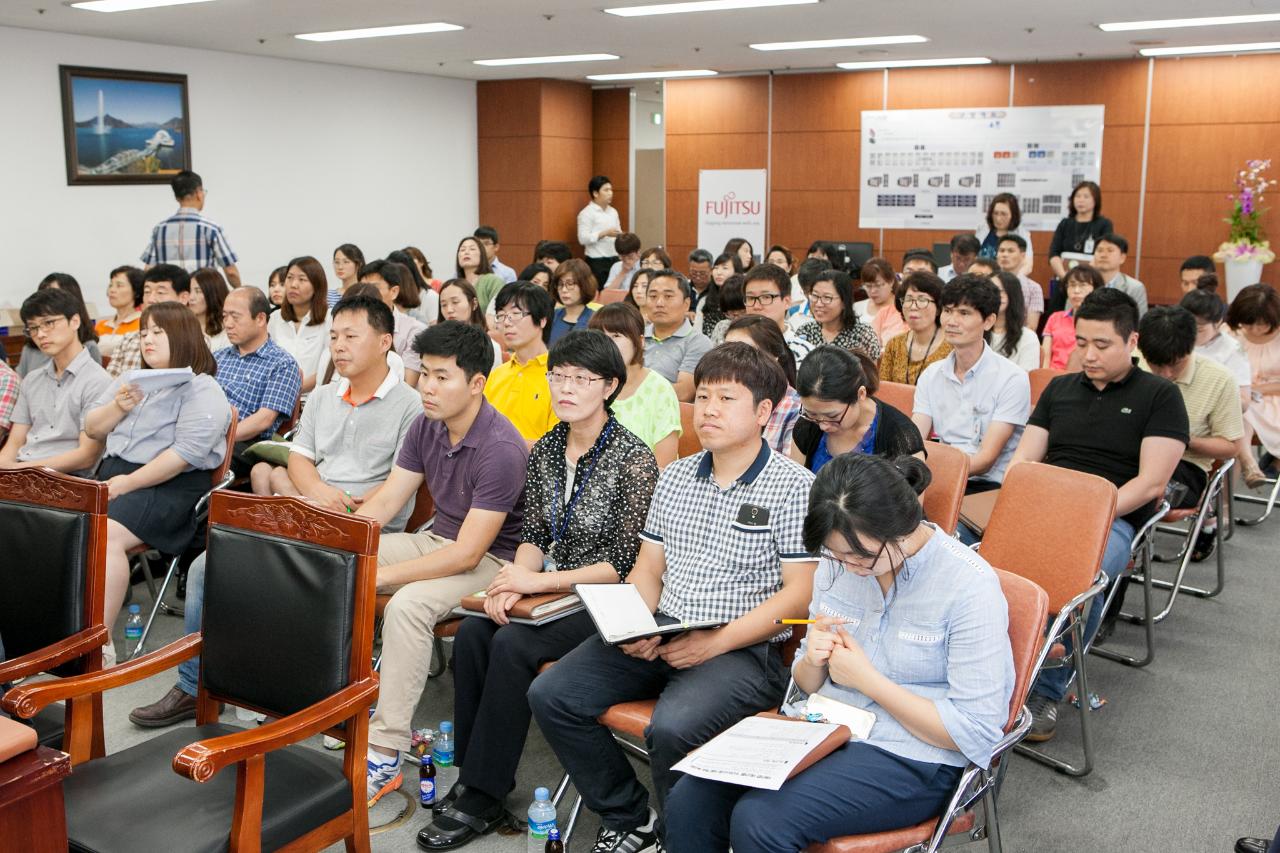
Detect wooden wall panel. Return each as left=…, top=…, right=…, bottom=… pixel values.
left=478, top=137, right=541, bottom=193
left=1013, top=60, right=1148, bottom=121
left=772, top=72, right=881, bottom=132
left=478, top=191, right=544, bottom=247
left=770, top=191, right=871, bottom=254
left=666, top=133, right=768, bottom=191
left=886, top=66, right=1010, bottom=110
left=666, top=76, right=769, bottom=135
left=477, top=80, right=543, bottom=138
left=1146, top=124, right=1280, bottom=192
left=541, top=80, right=594, bottom=141
left=1150, top=54, right=1280, bottom=125
left=593, top=89, right=631, bottom=232
left=771, top=131, right=857, bottom=191
left=542, top=137, right=594, bottom=192
left=1098, top=124, right=1145, bottom=192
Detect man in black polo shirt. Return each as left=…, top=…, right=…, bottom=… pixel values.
left=1009, top=288, right=1188, bottom=741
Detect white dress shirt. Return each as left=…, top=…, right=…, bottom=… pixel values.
left=577, top=202, right=621, bottom=258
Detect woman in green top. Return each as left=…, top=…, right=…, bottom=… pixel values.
left=589, top=302, right=682, bottom=467
left=456, top=235, right=506, bottom=313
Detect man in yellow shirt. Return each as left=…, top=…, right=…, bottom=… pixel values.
left=486, top=281, right=558, bottom=445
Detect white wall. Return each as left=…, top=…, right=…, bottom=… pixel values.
left=0, top=26, right=478, bottom=312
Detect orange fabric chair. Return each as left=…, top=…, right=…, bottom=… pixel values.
left=981, top=462, right=1116, bottom=777
left=804, top=569, right=1048, bottom=853
left=677, top=402, right=701, bottom=458
left=877, top=382, right=915, bottom=417
left=1027, top=368, right=1062, bottom=407
left=598, top=289, right=628, bottom=305
left=921, top=441, right=970, bottom=535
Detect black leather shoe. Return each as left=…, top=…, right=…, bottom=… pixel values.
left=128, top=686, right=198, bottom=728
left=417, top=804, right=507, bottom=850
left=1191, top=528, right=1217, bottom=563
left=1236, top=838, right=1270, bottom=853
left=432, top=782, right=466, bottom=817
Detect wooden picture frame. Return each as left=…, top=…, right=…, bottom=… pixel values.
left=59, top=65, right=192, bottom=186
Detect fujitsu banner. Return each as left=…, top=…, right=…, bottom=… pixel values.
left=697, top=169, right=767, bottom=260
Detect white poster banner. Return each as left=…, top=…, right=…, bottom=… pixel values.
left=858, top=105, right=1105, bottom=231
left=698, top=169, right=767, bottom=260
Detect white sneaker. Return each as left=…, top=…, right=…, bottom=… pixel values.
left=102, top=640, right=117, bottom=669
left=366, top=748, right=403, bottom=806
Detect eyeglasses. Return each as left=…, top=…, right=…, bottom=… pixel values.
left=902, top=295, right=935, bottom=308
left=799, top=402, right=851, bottom=425
left=494, top=309, right=530, bottom=326
left=556, top=279, right=578, bottom=290
left=744, top=293, right=781, bottom=306
left=23, top=317, right=67, bottom=338
left=820, top=541, right=886, bottom=572
left=548, top=372, right=606, bottom=389
left=809, top=294, right=839, bottom=307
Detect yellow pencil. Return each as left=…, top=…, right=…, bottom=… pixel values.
left=774, top=618, right=818, bottom=625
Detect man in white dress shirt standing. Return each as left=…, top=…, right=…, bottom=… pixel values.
left=578, top=175, right=622, bottom=286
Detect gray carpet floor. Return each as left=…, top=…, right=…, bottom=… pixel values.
left=88, top=500, right=1279, bottom=853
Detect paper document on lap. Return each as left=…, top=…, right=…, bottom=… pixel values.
left=122, top=367, right=193, bottom=393
left=574, top=583, right=721, bottom=644
left=672, top=716, right=847, bottom=790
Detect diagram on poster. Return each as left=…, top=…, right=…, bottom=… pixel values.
left=858, top=105, right=1104, bottom=231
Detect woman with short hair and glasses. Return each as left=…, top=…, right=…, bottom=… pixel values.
left=791, top=345, right=924, bottom=473
left=796, top=269, right=882, bottom=361
left=550, top=258, right=598, bottom=344
left=420, top=330, right=658, bottom=850
left=878, top=272, right=950, bottom=385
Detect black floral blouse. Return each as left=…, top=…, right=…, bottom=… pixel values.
left=522, top=415, right=658, bottom=579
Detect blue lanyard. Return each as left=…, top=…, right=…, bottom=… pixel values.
left=549, top=420, right=615, bottom=549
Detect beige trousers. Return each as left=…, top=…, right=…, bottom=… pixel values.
left=367, top=531, right=504, bottom=752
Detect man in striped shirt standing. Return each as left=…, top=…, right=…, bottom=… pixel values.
left=140, top=170, right=241, bottom=287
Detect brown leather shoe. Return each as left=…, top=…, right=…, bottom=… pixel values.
left=128, top=686, right=198, bottom=728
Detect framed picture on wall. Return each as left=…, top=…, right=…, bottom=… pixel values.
left=59, top=65, right=192, bottom=186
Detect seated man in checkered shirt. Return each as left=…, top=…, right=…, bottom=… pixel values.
left=530, top=342, right=818, bottom=853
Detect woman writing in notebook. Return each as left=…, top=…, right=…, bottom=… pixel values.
left=420, top=330, right=659, bottom=851
left=664, top=454, right=1014, bottom=853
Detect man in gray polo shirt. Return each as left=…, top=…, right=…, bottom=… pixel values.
left=0, top=288, right=111, bottom=476
left=643, top=270, right=713, bottom=403
left=252, top=293, right=420, bottom=530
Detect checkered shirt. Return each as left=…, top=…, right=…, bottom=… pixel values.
left=762, top=386, right=802, bottom=454
left=0, top=361, right=18, bottom=433
left=212, top=339, right=301, bottom=439
left=640, top=440, right=815, bottom=638
left=105, top=332, right=143, bottom=378
left=140, top=207, right=238, bottom=272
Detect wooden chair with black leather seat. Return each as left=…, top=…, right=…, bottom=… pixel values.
left=677, top=402, right=700, bottom=458
left=980, top=462, right=1117, bottom=777
left=921, top=441, right=970, bottom=535
left=802, top=569, right=1048, bottom=853
left=2, top=491, right=382, bottom=853
left=0, top=467, right=109, bottom=763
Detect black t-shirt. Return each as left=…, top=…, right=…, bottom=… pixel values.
left=1048, top=215, right=1114, bottom=259
left=1029, top=367, right=1189, bottom=527
left=793, top=398, right=924, bottom=468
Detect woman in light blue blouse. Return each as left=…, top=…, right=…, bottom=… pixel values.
left=665, top=453, right=1013, bottom=853
left=84, top=302, right=231, bottom=659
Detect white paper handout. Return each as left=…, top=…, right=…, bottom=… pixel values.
left=122, top=367, right=193, bottom=394
left=803, top=694, right=877, bottom=741
left=672, top=716, right=842, bottom=790
left=574, top=583, right=722, bottom=645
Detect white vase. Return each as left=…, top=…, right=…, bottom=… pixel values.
left=1225, top=258, right=1265, bottom=302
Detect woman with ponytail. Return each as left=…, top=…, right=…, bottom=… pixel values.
left=665, top=453, right=1014, bottom=853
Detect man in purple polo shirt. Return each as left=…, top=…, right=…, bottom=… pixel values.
left=358, top=321, right=528, bottom=807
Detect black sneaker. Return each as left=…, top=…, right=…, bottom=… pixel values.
left=591, top=811, right=660, bottom=853
left=1190, top=528, right=1216, bottom=563
left=1025, top=694, right=1059, bottom=743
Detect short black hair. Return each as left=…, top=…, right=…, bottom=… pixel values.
left=520, top=263, right=552, bottom=282
left=171, top=170, right=201, bottom=200
left=1179, top=288, right=1227, bottom=325
left=359, top=259, right=406, bottom=290
left=332, top=292, right=394, bottom=337
left=808, top=240, right=831, bottom=257
left=797, top=257, right=832, bottom=290
left=693, top=341, right=786, bottom=411
left=997, top=233, right=1028, bottom=252
left=940, top=273, right=1001, bottom=321
left=474, top=225, right=500, bottom=244
left=548, top=330, right=628, bottom=407
left=949, top=234, right=981, bottom=255
left=688, top=248, right=714, bottom=266
left=494, top=281, right=555, bottom=344
left=144, top=263, right=191, bottom=294
left=238, top=286, right=271, bottom=321
left=334, top=243, right=366, bottom=269
left=1180, top=255, right=1215, bottom=275
left=20, top=286, right=82, bottom=324
left=111, top=265, right=146, bottom=306
left=896, top=271, right=945, bottom=325
left=1227, top=283, right=1280, bottom=332
left=713, top=252, right=745, bottom=273
left=615, top=232, right=642, bottom=256
left=1097, top=233, right=1129, bottom=254
left=718, top=273, right=746, bottom=313
left=803, top=454, right=931, bottom=558
left=649, top=269, right=692, bottom=302
left=1138, top=306, right=1197, bottom=367
left=1076, top=287, right=1139, bottom=339
left=413, top=320, right=495, bottom=381
left=743, top=262, right=790, bottom=297
left=967, top=257, right=997, bottom=275
left=588, top=175, right=611, bottom=196
left=901, top=248, right=938, bottom=273
left=534, top=241, right=572, bottom=264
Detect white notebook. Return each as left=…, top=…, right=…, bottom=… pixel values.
left=574, top=583, right=722, bottom=645
left=122, top=367, right=193, bottom=393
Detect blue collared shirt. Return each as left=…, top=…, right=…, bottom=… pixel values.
left=795, top=526, right=1014, bottom=769
left=96, top=373, right=231, bottom=470
left=490, top=257, right=517, bottom=284
left=139, top=206, right=237, bottom=272
left=212, top=338, right=302, bottom=439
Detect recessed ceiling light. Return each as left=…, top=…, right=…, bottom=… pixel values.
left=295, top=22, right=463, bottom=42
left=587, top=69, right=718, bottom=80
left=836, top=57, right=992, bottom=70
left=1100, top=13, right=1280, bottom=32
left=1139, top=41, right=1280, bottom=56
left=751, top=35, right=927, bottom=51
left=71, top=0, right=215, bottom=11
left=605, top=0, right=818, bottom=17
left=475, top=53, right=620, bottom=67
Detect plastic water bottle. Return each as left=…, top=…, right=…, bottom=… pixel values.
left=545, top=826, right=564, bottom=853
left=527, top=787, right=557, bottom=853
left=124, top=605, right=144, bottom=643
left=419, top=752, right=436, bottom=809
left=431, top=721, right=457, bottom=797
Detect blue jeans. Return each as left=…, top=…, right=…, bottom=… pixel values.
left=1032, top=516, right=1134, bottom=702
left=664, top=741, right=962, bottom=853
left=176, top=553, right=206, bottom=697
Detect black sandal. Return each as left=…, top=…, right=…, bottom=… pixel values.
left=416, top=805, right=508, bottom=851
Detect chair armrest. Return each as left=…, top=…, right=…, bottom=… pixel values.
left=1031, top=575, right=1108, bottom=676
left=1129, top=502, right=1170, bottom=555
left=1, top=634, right=201, bottom=719
left=173, top=677, right=379, bottom=783
left=0, top=626, right=108, bottom=683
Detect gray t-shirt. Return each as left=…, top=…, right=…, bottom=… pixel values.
left=643, top=320, right=713, bottom=384
left=11, top=347, right=113, bottom=475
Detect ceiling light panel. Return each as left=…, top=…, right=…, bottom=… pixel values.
left=295, top=23, right=464, bottom=42
left=1139, top=41, right=1280, bottom=56
left=72, top=0, right=215, bottom=11
left=587, top=69, right=718, bottom=80
left=751, top=35, right=927, bottom=51
left=1100, top=13, right=1280, bottom=32
left=475, top=54, right=620, bottom=66
left=836, top=57, right=992, bottom=69
left=605, top=0, right=818, bottom=17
